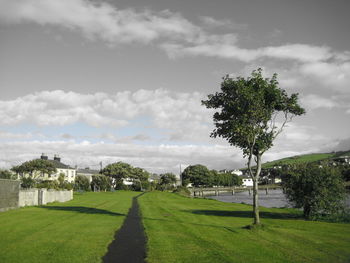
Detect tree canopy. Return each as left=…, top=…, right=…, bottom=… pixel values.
left=12, top=159, right=57, bottom=178
left=202, top=68, right=305, bottom=224
left=282, top=163, right=346, bottom=219
left=181, top=164, right=212, bottom=187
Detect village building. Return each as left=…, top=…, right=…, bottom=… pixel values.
left=76, top=167, right=101, bottom=183
left=18, top=154, right=76, bottom=183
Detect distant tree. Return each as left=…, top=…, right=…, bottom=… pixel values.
left=102, top=162, right=134, bottom=187
left=211, top=170, right=242, bottom=187
left=13, top=159, right=57, bottom=179
left=202, top=68, right=305, bottom=225
left=74, top=175, right=91, bottom=191
left=282, top=163, right=346, bottom=219
left=0, top=169, right=15, bottom=179
left=181, top=164, right=212, bottom=187
left=158, top=173, right=177, bottom=190
left=91, top=174, right=112, bottom=191
left=133, top=167, right=150, bottom=191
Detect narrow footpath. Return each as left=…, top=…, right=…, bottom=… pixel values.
left=103, top=194, right=146, bottom=263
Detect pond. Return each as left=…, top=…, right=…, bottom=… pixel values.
left=207, top=189, right=350, bottom=208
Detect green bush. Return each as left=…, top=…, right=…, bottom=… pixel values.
left=282, top=163, right=346, bottom=220
left=74, top=175, right=91, bottom=191
left=36, top=180, right=60, bottom=190
left=20, top=177, right=36, bottom=189
left=173, top=186, right=191, bottom=197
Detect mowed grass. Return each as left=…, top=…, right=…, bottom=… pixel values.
left=0, top=191, right=139, bottom=263
left=139, top=192, right=350, bottom=263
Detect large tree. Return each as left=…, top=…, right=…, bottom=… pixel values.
left=101, top=161, right=134, bottom=185
left=12, top=159, right=57, bottom=179
left=181, top=164, right=212, bottom=187
left=202, top=68, right=305, bottom=225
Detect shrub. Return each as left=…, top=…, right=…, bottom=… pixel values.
left=74, top=175, right=91, bottom=191
left=282, top=163, right=346, bottom=220
left=173, top=186, right=191, bottom=197
left=20, top=177, right=36, bottom=189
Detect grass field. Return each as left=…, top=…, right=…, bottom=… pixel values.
left=1, top=190, right=350, bottom=263
left=262, top=153, right=336, bottom=168
left=0, top=191, right=139, bottom=263
left=139, top=192, right=350, bottom=263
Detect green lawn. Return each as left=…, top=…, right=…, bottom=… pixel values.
left=0, top=191, right=139, bottom=263
left=261, top=153, right=335, bottom=168
left=139, top=192, right=350, bottom=263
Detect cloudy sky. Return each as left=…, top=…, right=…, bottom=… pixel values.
left=0, top=0, right=349, bottom=174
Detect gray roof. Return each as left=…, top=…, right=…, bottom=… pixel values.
left=45, top=159, right=73, bottom=169
left=76, top=168, right=100, bottom=175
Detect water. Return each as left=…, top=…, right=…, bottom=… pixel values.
left=208, top=189, right=350, bottom=208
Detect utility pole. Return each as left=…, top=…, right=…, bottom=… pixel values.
left=99, top=161, right=103, bottom=172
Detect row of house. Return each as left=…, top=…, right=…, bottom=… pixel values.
left=15, top=154, right=161, bottom=186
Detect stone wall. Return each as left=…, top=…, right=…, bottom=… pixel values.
left=18, top=189, right=39, bottom=207
left=0, top=179, right=73, bottom=211
left=0, top=179, right=20, bottom=212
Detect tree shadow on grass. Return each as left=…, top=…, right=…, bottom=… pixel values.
left=40, top=206, right=125, bottom=216
left=185, top=210, right=302, bottom=220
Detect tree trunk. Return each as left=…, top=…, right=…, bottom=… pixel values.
left=253, top=154, right=262, bottom=225
left=252, top=177, right=260, bottom=224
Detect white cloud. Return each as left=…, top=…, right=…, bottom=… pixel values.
left=1, top=0, right=348, bottom=65
left=0, top=89, right=215, bottom=143
left=301, top=94, right=337, bottom=110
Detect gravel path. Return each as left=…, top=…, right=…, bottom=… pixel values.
left=103, top=193, right=146, bottom=263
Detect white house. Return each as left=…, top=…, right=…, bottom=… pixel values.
left=241, top=176, right=253, bottom=187
left=18, top=154, right=76, bottom=183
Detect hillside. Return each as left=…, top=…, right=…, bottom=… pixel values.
left=261, top=150, right=350, bottom=169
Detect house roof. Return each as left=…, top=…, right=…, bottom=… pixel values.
left=76, top=168, right=100, bottom=175
left=44, top=159, right=74, bottom=169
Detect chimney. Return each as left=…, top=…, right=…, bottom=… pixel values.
left=41, top=153, right=48, bottom=160
left=54, top=154, right=61, bottom=162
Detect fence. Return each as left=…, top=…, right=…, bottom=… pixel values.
left=0, top=179, right=73, bottom=212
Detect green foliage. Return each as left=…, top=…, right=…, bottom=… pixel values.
left=36, top=180, right=60, bottom=190
left=0, top=169, right=15, bottom=179
left=13, top=159, right=57, bottom=177
left=91, top=174, right=112, bottom=191
left=202, top=68, right=305, bottom=157
left=202, top=68, right=305, bottom=224
left=339, top=164, right=350, bottom=181
left=102, top=162, right=150, bottom=191
left=74, top=175, right=91, bottom=191
left=181, top=164, right=212, bottom=187
left=282, top=164, right=346, bottom=219
left=102, top=161, right=133, bottom=179
left=20, top=177, right=36, bottom=189
left=158, top=173, right=177, bottom=190
left=211, top=170, right=242, bottom=187
left=58, top=173, right=65, bottom=185
left=172, top=186, right=191, bottom=197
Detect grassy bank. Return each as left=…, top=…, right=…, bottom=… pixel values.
left=0, top=191, right=139, bottom=263
left=139, top=192, right=350, bottom=263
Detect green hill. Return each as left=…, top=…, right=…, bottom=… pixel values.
left=261, top=150, right=350, bottom=169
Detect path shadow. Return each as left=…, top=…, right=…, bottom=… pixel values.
left=40, top=206, right=125, bottom=216
left=185, top=210, right=302, bottom=220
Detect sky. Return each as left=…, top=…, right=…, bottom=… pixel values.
left=0, top=0, right=349, bottom=174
